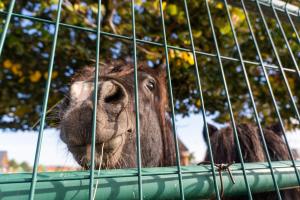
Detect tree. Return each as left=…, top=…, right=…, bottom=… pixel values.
left=8, top=159, right=32, bottom=172
left=8, top=159, right=17, bottom=169
left=0, top=0, right=300, bottom=130
left=20, top=161, right=32, bottom=172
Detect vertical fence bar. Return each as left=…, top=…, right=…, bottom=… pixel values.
left=241, top=0, right=300, bottom=187
left=88, top=0, right=102, bottom=199
left=130, top=0, right=143, bottom=199
left=29, top=0, right=63, bottom=199
left=223, top=0, right=282, bottom=199
left=0, top=0, right=16, bottom=57
left=182, top=0, right=221, bottom=199
left=255, top=0, right=300, bottom=123
left=271, top=1, right=300, bottom=80
left=286, top=4, right=300, bottom=46
left=205, top=1, right=253, bottom=199
left=158, top=1, right=184, bottom=199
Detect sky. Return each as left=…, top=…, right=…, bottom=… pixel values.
left=0, top=128, right=78, bottom=167
left=1, top=114, right=300, bottom=167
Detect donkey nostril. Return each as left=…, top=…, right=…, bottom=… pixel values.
left=101, top=81, right=127, bottom=104
left=104, top=86, right=124, bottom=104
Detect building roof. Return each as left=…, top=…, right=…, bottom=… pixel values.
left=178, top=139, right=189, bottom=152
left=0, top=151, right=8, bottom=165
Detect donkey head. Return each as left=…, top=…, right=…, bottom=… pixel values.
left=59, top=61, right=176, bottom=169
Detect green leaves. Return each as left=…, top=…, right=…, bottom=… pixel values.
left=50, top=0, right=59, bottom=5
left=167, top=4, right=178, bottom=16
left=0, top=0, right=300, bottom=130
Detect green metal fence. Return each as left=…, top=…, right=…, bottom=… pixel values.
left=0, top=0, right=300, bottom=199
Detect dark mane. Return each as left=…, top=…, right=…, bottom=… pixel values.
left=204, top=123, right=300, bottom=199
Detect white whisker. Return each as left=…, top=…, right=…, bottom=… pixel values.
left=93, top=143, right=105, bottom=200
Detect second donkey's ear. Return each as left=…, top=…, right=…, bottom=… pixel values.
left=266, top=123, right=283, bottom=136
left=203, top=124, right=218, bottom=144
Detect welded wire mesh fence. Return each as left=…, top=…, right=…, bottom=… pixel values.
left=0, top=0, right=300, bottom=199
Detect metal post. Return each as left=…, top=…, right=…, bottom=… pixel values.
left=88, top=0, right=103, bottom=199
left=0, top=0, right=16, bottom=57
left=130, top=0, right=143, bottom=199
left=158, top=0, right=184, bottom=199
left=29, top=0, right=64, bottom=199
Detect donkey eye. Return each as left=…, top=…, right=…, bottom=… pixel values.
left=146, top=79, right=155, bottom=91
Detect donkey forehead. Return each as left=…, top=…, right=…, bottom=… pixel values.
left=98, top=70, right=157, bottom=83
left=70, top=81, right=94, bottom=102
left=70, top=71, right=156, bottom=93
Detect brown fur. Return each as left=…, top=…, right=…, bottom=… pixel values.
left=204, top=123, right=300, bottom=200
left=59, top=60, right=176, bottom=168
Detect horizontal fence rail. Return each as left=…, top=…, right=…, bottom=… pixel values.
left=222, top=0, right=300, bottom=25
left=233, top=0, right=300, bottom=16
left=0, top=161, right=300, bottom=199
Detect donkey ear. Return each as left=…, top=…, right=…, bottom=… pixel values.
left=155, top=63, right=167, bottom=78
left=203, top=123, right=218, bottom=144
left=267, top=123, right=283, bottom=136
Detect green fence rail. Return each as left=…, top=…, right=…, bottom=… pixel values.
left=1, top=0, right=300, bottom=199
left=224, top=0, right=300, bottom=25
left=0, top=161, right=300, bottom=199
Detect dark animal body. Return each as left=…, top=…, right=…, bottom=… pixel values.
left=204, top=123, right=300, bottom=200
left=59, top=61, right=176, bottom=169
left=59, top=60, right=299, bottom=199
